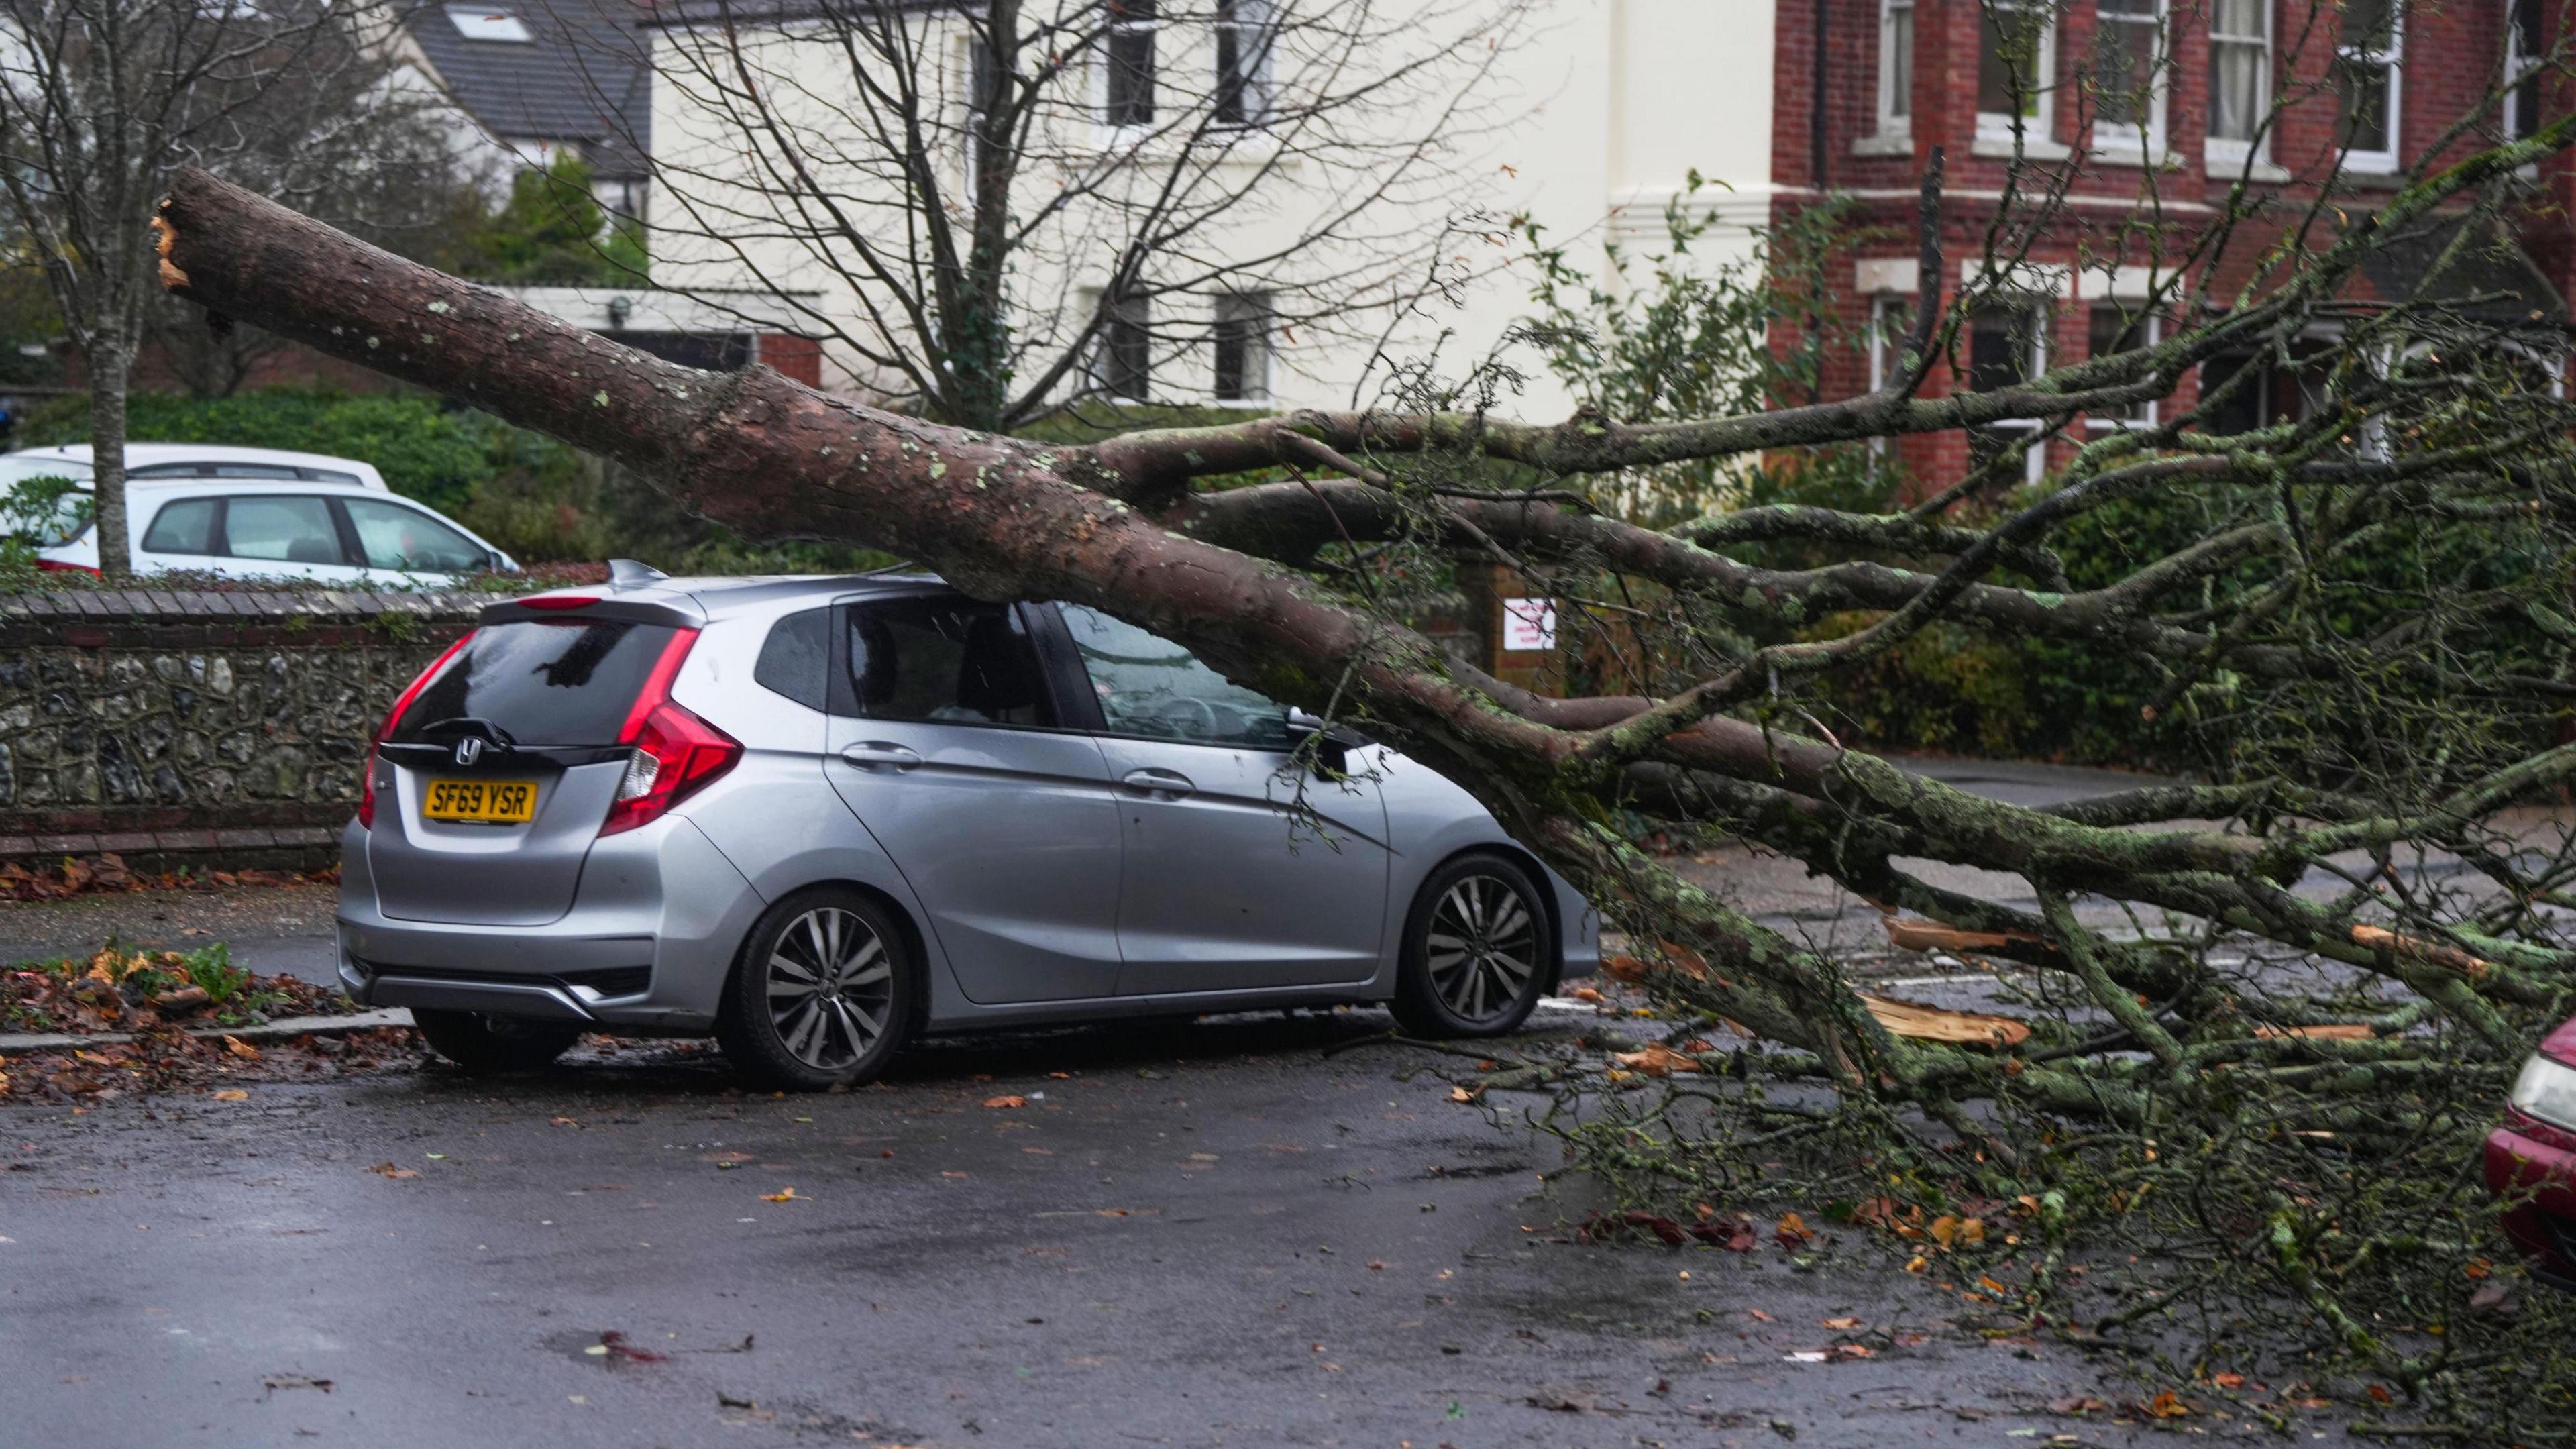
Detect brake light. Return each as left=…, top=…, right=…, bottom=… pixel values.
left=36, top=559, right=99, bottom=576
left=517, top=595, right=600, bottom=610
left=358, top=629, right=475, bottom=829
left=600, top=629, right=738, bottom=836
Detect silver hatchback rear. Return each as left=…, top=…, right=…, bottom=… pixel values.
left=338, top=571, right=1598, bottom=1087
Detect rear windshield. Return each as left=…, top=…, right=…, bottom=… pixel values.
left=390, top=619, right=682, bottom=747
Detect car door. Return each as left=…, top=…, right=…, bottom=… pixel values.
left=820, top=592, right=1128, bottom=1004
left=211, top=493, right=368, bottom=584
left=1051, top=603, right=1391, bottom=996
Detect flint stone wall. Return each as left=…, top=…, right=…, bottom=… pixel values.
left=0, top=590, right=482, bottom=870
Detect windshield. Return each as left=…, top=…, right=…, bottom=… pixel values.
left=0, top=455, right=95, bottom=545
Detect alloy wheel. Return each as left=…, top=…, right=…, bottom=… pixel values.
left=1425, top=873, right=1540, bottom=1024
left=765, top=906, right=894, bottom=1070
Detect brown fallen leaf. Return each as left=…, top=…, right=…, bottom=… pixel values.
left=1610, top=1043, right=1701, bottom=1077
left=221, top=1035, right=262, bottom=1061
left=1448, top=1085, right=1483, bottom=1104
left=1820, top=1316, right=1862, bottom=1330
left=1568, top=986, right=1605, bottom=1003
left=983, top=1094, right=1028, bottom=1109
left=368, top=1162, right=419, bottom=1179
left=2145, top=1389, right=2194, bottom=1418
left=759, top=1187, right=806, bottom=1203
left=211, top=1089, right=250, bottom=1102
left=1747, top=1309, right=1774, bottom=1322
left=1774, top=1212, right=1816, bottom=1248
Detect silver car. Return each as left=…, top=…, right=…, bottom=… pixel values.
left=336, top=566, right=1599, bottom=1089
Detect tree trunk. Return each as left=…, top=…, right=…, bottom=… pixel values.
left=85, top=327, right=133, bottom=578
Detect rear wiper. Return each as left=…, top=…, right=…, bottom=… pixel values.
left=413, top=717, right=520, bottom=749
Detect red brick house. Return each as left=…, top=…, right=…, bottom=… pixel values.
left=1766, top=0, right=2567, bottom=490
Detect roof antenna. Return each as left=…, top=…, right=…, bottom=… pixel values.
left=607, top=558, right=668, bottom=589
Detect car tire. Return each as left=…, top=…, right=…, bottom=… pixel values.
left=411, top=1009, right=581, bottom=1076
left=716, top=888, right=916, bottom=1091
left=1388, top=852, right=1553, bottom=1038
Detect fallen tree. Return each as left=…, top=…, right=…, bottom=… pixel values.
left=151, top=91, right=2576, bottom=1428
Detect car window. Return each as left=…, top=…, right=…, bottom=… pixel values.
left=845, top=596, right=1053, bottom=727
left=755, top=607, right=832, bottom=711
left=344, top=497, right=486, bottom=572
left=1059, top=603, right=1293, bottom=748
left=222, top=495, right=345, bottom=566
left=141, top=498, right=219, bottom=555
left=388, top=620, right=685, bottom=747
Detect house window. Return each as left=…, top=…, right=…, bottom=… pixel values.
left=1104, top=0, right=1157, bottom=129
left=2086, top=306, right=2159, bottom=427
left=1878, top=0, right=1916, bottom=137
left=1216, top=0, right=1275, bottom=125
left=1978, top=0, right=2056, bottom=140
left=1097, top=292, right=1152, bottom=401
left=2506, top=0, right=2543, bottom=142
left=2197, top=350, right=2269, bottom=435
left=1212, top=294, right=1271, bottom=401
left=2208, top=0, right=2271, bottom=161
left=2092, top=0, right=2167, bottom=152
left=1966, top=301, right=2049, bottom=484
left=2334, top=0, right=2402, bottom=170
left=1866, top=295, right=1915, bottom=455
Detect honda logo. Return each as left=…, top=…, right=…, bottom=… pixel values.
left=452, top=737, right=486, bottom=767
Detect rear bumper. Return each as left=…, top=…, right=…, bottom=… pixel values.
left=2483, top=1110, right=2576, bottom=1291
left=335, top=814, right=763, bottom=1032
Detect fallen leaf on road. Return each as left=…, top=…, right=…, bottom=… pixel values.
left=2049, top=1396, right=2112, bottom=1415
left=1774, top=1212, right=1816, bottom=1248
left=1569, top=986, right=1605, bottom=1003
left=221, top=1035, right=261, bottom=1061
left=1448, top=1085, right=1483, bottom=1104
left=211, top=1089, right=248, bottom=1102
left=1820, top=1316, right=1861, bottom=1330
left=367, top=1163, right=418, bottom=1179
left=1611, top=1043, right=1701, bottom=1076
left=2145, top=1389, right=2194, bottom=1417
left=983, top=1095, right=1027, bottom=1109
left=1748, top=1309, right=1774, bottom=1322
left=759, top=1187, right=806, bottom=1203
left=550, top=1116, right=578, bottom=1127
left=261, top=1373, right=333, bottom=1395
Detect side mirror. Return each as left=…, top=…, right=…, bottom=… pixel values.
left=1285, top=708, right=1356, bottom=777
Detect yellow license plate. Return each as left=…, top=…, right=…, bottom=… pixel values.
left=423, top=777, right=539, bottom=824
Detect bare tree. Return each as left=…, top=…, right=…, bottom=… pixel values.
left=610, top=0, right=1538, bottom=429
left=149, top=19, right=2576, bottom=1425
left=0, top=0, right=458, bottom=568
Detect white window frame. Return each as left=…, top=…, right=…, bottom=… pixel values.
left=2206, top=0, right=2271, bottom=166
left=2090, top=0, right=2169, bottom=157
left=1976, top=0, right=2058, bottom=144
left=1215, top=0, right=1277, bottom=127
left=1878, top=0, right=1916, bottom=140
left=1866, top=294, right=1916, bottom=455
left=2505, top=0, right=2543, bottom=144
left=1086, top=288, right=1154, bottom=402
left=1968, top=298, right=2052, bottom=486
left=2085, top=307, right=2161, bottom=430
left=2335, top=1, right=2404, bottom=174
left=1211, top=293, right=1272, bottom=404
left=1096, top=0, right=1159, bottom=141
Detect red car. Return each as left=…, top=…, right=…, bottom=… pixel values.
left=2487, top=1017, right=2576, bottom=1289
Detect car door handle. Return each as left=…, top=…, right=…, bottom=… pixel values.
left=841, top=742, right=923, bottom=771
left=1120, top=767, right=1195, bottom=798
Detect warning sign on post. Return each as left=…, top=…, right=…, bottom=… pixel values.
left=1500, top=597, right=1557, bottom=653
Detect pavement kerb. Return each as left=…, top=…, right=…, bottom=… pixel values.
left=0, top=1006, right=411, bottom=1056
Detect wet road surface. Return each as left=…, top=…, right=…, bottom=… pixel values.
left=0, top=1010, right=2273, bottom=1448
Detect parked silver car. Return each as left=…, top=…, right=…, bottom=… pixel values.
left=337, top=566, right=1599, bottom=1088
